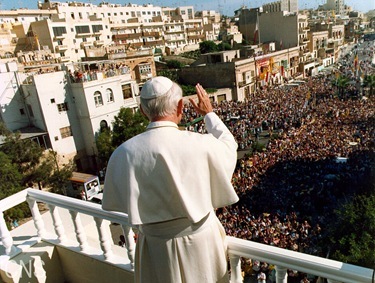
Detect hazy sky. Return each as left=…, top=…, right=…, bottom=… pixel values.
left=1, top=0, right=374, bottom=16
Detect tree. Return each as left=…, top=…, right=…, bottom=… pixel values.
left=96, top=108, right=148, bottom=167
left=0, top=152, right=22, bottom=199
left=96, top=128, right=115, bottom=168
left=199, top=40, right=218, bottom=54
left=217, top=42, right=232, bottom=51
left=333, top=75, right=349, bottom=98
left=1, top=132, right=43, bottom=178
left=157, top=69, right=179, bottom=82
left=166, top=60, right=185, bottom=69
left=363, top=74, right=375, bottom=96
left=327, top=193, right=375, bottom=268
left=111, top=107, right=148, bottom=148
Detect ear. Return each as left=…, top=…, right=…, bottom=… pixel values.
left=139, top=105, right=149, bottom=119
left=177, top=99, right=183, bottom=115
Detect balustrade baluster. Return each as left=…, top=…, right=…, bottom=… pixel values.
left=69, top=211, right=88, bottom=252
left=94, top=217, right=113, bottom=260
left=120, top=224, right=135, bottom=267
left=47, top=204, right=67, bottom=244
left=229, top=254, right=242, bottom=283
left=275, top=265, right=288, bottom=283
left=0, top=211, right=17, bottom=256
left=26, top=197, right=46, bottom=239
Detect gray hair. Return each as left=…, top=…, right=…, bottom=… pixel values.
left=140, top=82, right=182, bottom=120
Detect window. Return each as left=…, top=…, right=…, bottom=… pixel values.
left=95, top=36, right=100, bottom=41
left=57, top=102, right=68, bottom=112
left=94, top=91, right=103, bottom=106
left=106, top=88, right=114, bottom=102
left=122, top=84, right=132, bottom=99
left=60, top=126, right=72, bottom=139
left=50, top=98, right=55, bottom=103
left=53, top=26, right=67, bottom=37
left=139, top=64, right=152, bottom=74
left=19, top=108, right=25, bottom=115
left=75, top=25, right=90, bottom=34
left=92, top=24, right=103, bottom=33
left=100, top=120, right=108, bottom=132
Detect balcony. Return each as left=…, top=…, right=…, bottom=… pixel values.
left=55, top=45, right=68, bottom=52
left=142, top=31, right=161, bottom=37
left=238, top=78, right=255, bottom=87
left=80, top=41, right=93, bottom=48
left=113, top=33, right=142, bottom=40
left=59, top=56, right=70, bottom=62
left=186, top=27, right=203, bottom=32
left=143, top=40, right=164, bottom=47
left=0, top=189, right=373, bottom=283
left=53, top=34, right=66, bottom=40
left=187, top=34, right=205, bottom=40
left=94, top=40, right=105, bottom=46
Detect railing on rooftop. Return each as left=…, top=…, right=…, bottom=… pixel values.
left=0, top=189, right=373, bottom=283
left=70, top=66, right=131, bottom=83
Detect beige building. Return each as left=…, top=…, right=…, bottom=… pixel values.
left=0, top=1, right=223, bottom=60
left=179, top=47, right=300, bottom=101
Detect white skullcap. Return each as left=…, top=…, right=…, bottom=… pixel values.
left=140, top=76, right=174, bottom=100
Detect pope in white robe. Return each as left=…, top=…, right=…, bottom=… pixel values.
left=102, top=76, right=239, bottom=283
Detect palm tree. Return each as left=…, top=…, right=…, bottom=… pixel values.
left=333, top=75, right=349, bottom=98
left=363, top=74, right=375, bottom=96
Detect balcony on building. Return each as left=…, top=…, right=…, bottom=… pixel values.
left=143, top=40, right=164, bottom=47
left=187, top=34, right=205, bottom=40
left=238, top=77, right=255, bottom=87
left=59, top=56, right=70, bottom=62
left=112, top=33, right=142, bottom=41
left=94, top=40, right=105, bottom=47
left=69, top=61, right=131, bottom=84
left=80, top=41, right=93, bottom=48
left=53, top=34, right=66, bottom=40
left=142, top=31, right=162, bottom=38
left=55, top=45, right=68, bottom=52
left=0, top=188, right=373, bottom=283
left=186, top=26, right=203, bottom=32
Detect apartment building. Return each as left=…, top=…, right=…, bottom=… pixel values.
left=0, top=48, right=154, bottom=171
left=0, top=1, right=223, bottom=61
left=179, top=47, right=300, bottom=101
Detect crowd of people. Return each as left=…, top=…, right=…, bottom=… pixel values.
left=180, top=56, right=374, bottom=282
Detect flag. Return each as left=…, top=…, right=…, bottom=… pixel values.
left=354, top=54, right=359, bottom=70
left=253, top=18, right=259, bottom=44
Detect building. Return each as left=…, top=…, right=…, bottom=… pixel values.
left=0, top=50, right=155, bottom=171
left=179, top=47, right=300, bottom=101
left=0, top=1, right=224, bottom=61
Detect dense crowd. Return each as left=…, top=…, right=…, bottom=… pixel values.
left=180, top=54, right=374, bottom=282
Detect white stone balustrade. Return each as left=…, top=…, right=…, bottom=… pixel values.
left=0, top=188, right=374, bottom=283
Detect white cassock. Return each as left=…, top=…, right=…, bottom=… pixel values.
left=102, top=112, right=239, bottom=283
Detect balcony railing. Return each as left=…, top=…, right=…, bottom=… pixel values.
left=55, top=44, right=68, bottom=52
left=0, top=189, right=373, bottom=283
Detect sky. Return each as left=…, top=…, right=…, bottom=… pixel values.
left=0, top=0, right=374, bottom=16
